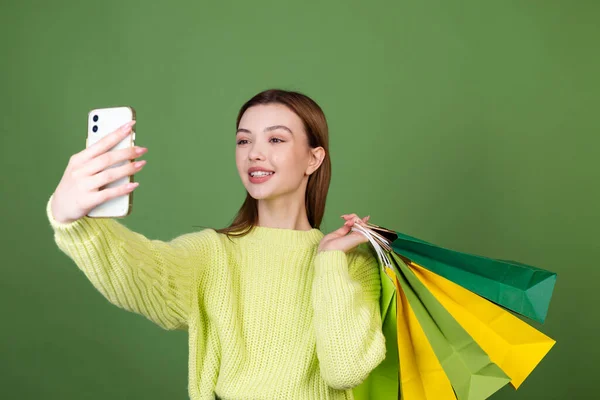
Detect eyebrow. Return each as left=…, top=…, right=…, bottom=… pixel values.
left=236, top=125, right=293, bottom=135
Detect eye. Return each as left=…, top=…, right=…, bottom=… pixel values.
left=237, top=139, right=248, bottom=145
left=270, top=137, right=284, bottom=143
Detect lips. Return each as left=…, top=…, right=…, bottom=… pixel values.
left=248, top=170, right=275, bottom=184
left=248, top=167, right=275, bottom=174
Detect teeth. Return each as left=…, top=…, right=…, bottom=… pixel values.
left=250, top=171, right=274, bottom=177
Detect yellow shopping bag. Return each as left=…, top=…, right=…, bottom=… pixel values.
left=409, top=262, right=556, bottom=389
left=385, top=266, right=456, bottom=399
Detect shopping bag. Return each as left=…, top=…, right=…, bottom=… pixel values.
left=390, top=266, right=456, bottom=399
left=353, top=265, right=456, bottom=400
left=408, top=261, right=556, bottom=388
left=390, top=250, right=511, bottom=400
left=350, top=221, right=556, bottom=400
left=391, top=231, right=556, bottom=323
left=352, top=265, right=400, bottom=399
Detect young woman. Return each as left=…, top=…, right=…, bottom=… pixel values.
left=47, top=89, right=386, bottom=399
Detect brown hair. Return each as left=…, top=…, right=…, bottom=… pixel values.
left=212, top=88, right=331, bottom=238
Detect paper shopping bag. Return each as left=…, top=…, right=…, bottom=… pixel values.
left=390, top=265, right=456, bottom=399
left=352, top=264, right=399, bottom=400
left=391, top=231, right=556, bottom=323
left=390, top=251, right=511, bottom=400
left=350, top=221, right=556, bottom=400
left=408, top=261, right=556, bottom=388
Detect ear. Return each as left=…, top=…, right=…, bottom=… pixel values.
left=306, top=146, right=326, bottom=176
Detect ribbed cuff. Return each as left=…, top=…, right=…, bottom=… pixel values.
left=46, top=193, right=104, bottom=242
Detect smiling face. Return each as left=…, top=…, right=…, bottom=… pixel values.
left=235, top=103, right=324, bottom=201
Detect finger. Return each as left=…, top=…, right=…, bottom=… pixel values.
left=344, top=214, right=366, bottom=226
left=86, top=157, right=146, bottom=191
left=342, top=213, right=358, bottom=219
left=330, top=223, right=352, bottom=237
left=79, top=120, right=136, bottom=164
left=78, top=146, right=147, bottom=178
left=336, top=230, right=370, bottom=251
left=342, top=213, right=360, bottom=223
left=92, top=180, right=139, bottom=204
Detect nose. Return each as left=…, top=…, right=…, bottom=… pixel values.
left=248, top=142, right=266, bottom=161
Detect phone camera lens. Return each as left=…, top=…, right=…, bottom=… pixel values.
left=93, top=125, right=98, bottom=133
left=93, top=115, right=99, bottom=122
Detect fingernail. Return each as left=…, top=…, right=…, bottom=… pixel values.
left=135, top=147, right=147, bottom=154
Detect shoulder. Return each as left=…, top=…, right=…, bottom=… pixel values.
left=177, top=228, right=221, bottom=246
left=166, top=228, right=223, bottom=260
left=188, top=228, right=244, bottom=257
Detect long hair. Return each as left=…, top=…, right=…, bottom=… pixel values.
left=214, top=88, right=332, bottom=238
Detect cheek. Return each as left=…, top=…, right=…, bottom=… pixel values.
left=272, top=152, right=293, bottom=171
left=273, top=151, right=306, bottom=176
left=235, top=151, right=246, bottom=175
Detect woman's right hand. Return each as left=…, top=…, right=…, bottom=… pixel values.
left=50, top=120, right=148, bottom=224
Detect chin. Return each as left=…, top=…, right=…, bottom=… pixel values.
left=241, top=176, right=276, bottom=200
left=246, top=188, right=276, bottom=200
left=242, top=175, right=295, bottom=201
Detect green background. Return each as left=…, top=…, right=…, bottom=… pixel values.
left=2, top=0, right=598, bottom=398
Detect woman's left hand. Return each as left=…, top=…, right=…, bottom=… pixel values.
left=318, top=213, right=371, bottom=253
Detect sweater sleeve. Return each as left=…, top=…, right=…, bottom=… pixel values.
left=46, top=193, right=216, bottom=331
left=311, top=245, right=386, bottom=390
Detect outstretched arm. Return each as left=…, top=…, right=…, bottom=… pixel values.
left=46, top=193, right=217, bottom=331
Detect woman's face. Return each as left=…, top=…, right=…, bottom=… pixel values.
left=235, top=103, right=324, bottom=201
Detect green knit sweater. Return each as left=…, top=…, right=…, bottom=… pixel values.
left=46, top=195, right=386, bottom=399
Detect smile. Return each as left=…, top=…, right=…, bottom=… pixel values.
left=248, top=172, right=275, bottom=184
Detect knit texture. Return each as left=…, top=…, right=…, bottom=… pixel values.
left=46, top=194, right=386, bottom=399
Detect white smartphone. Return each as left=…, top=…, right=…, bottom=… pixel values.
left=86, top=106, right=137, bottom=218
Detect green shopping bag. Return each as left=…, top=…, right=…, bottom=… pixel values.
left=391, top=232, right=557, bottom=323
left=352, top=263, right=399, bottom=400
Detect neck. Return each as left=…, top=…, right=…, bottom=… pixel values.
left=256, top=189, right=312, bottom=231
